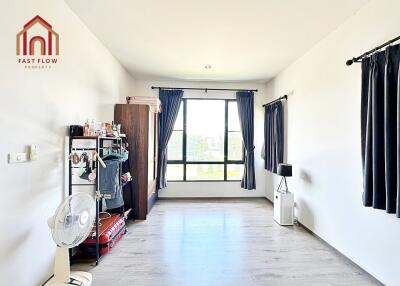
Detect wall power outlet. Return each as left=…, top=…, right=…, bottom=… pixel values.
left=30, top=144, right=38, bottom=161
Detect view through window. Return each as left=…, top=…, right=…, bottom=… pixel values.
left=167, top=99, right=244, bottom=181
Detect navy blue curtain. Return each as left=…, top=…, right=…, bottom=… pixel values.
left=236, top=91, right=256, bottom=190
left=264, top=101, right=284, bottom=173
left=361, top=44, right=400, bottom=216
left=156, top=89, right=183, bottom=189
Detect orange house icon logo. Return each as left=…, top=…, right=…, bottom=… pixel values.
left=16, top=15, right=59, bottom=56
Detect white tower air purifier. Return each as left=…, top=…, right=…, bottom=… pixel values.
left=274, top=190, right=294, bottom=225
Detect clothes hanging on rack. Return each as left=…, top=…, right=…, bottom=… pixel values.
left=99, top=157, right=124, bottom=209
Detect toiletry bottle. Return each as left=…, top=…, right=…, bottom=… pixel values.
left=84, top=119, right=89, bottom=136
left=90, top=119, right=95, bottom=136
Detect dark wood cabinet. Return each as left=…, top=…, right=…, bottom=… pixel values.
left=114, top=104, right=159, bottom=220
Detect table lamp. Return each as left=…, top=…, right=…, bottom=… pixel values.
left=277, top=163, right=292, bottom=193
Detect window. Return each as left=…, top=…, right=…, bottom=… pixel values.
left=167, top=99, right=244, bottom=181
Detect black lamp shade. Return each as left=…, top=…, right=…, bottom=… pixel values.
left=277, top=163, right=292, bottom=177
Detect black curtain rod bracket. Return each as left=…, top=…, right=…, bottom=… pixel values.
left=151, top=86, right=258, bottom=92
left=346, top=35, right=400, bottom=66
left=262, top=95, right=287, bottom=107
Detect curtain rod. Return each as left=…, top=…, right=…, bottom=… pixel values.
left=262, top=95, right=287, bottom=107
left=151, top=86, right=258, bottom=92
left=346, top=35, right=400, bottom=66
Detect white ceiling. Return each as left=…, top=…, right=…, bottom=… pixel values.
left=66, top=0, right=369, bottom=81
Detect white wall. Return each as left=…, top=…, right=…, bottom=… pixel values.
left=134, top=80, right=267, bottom=197
left=0, top=1, right=135, bottom=285
left=265, top=0, right=400, bottom=285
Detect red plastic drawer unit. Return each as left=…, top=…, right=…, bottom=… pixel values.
left=80, top=214, right=126, bottom=256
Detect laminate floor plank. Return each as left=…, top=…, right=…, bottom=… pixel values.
left=72, top=199, right=381, bottom=286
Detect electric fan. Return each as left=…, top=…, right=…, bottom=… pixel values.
left=45, top=192, right=96, bottom=286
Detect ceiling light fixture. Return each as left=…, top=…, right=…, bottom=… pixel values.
left=204, top=65, right=212, bottom=69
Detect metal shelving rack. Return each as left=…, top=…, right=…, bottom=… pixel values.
left=68, top=136, right=123, bottom=265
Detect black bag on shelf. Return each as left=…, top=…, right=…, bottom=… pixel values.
left=70, top=125, right=84, bottom=137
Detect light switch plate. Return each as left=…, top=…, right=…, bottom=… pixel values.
left=8, top=153, right=28, bottom=163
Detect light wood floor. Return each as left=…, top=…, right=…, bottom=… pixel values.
left=73, top=199, right=381, bottom=286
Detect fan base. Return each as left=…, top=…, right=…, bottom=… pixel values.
left=44, top=271, right=92, bottom=286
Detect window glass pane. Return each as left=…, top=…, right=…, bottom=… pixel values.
left=167, top=164, right=183, bottom=181
left=227, top=164, right=244, bottom=180
left=228, top=101, right=241, bottom=131
left=174, top=104, right=184, bottom=130
left=186, top=100, right=225, bottom=161
left=168, top=131, right=183, bottom=160
left=228, top=132, right=243, bottom=160
left=186, top=164, right=224, bottom=180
